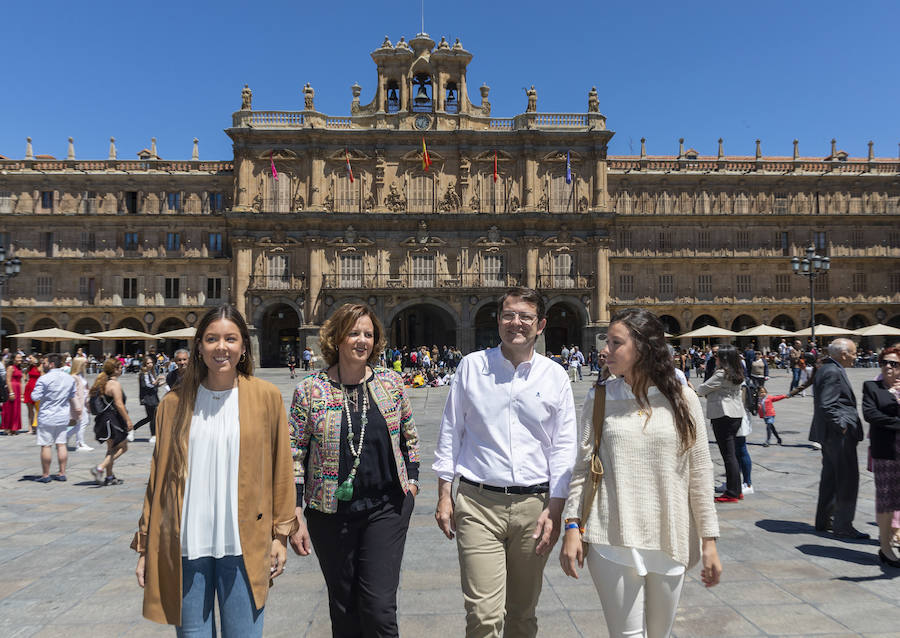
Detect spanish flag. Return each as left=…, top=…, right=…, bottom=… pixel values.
left=422, top=137, right=432, bottom=172
left=345, top=149, right=354, bottom=183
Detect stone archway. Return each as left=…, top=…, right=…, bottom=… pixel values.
left=73, top=317, right=104, bottom=358
left=847, top=314, right=869, bottom=330
left=692, top=315, right=719, bottom=330
left=544, top=301, right=586, bottom=355
left=1, top=317, right=17, bottom=352
left=771, top=314, right=797, bottom=332
left=813, top=313, right=834, bottom=327
left=473, top=303, right=500, bottom=351
left=658, top=314, right=681, bottom=336
left=731, top=314, right=757, bottom=348
left=389, top=302, right=457, bottom=351
left=157, top=317, right=189, bottom=356
left=29, top=317, right=60, bottom=353
left=115, top=317, right=147, bottom=357
left=258, top=303, right=301, bottom=367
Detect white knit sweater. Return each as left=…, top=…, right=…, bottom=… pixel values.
left=562, top=378, right=720, bottom=569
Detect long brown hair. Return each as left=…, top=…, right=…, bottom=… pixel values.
left=171, top=305, right=253, bottom=477
left=609, top=308, right=696, bottom=453
left=89, top=358, right=121, bottom=397
left=319, top=303, right=386, bottom=367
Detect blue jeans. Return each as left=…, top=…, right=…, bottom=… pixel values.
left=177, top=555, right=264, bottom=638
left=790, top=367, right=801, bottom=391
left=735, top=436, right=752, bottom=486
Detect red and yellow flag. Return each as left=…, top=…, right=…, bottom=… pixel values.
left=421, top=137, right=432, bottom=172
left=345, top=149, right=354, bottom=183
left=493, top=151, right=498, bottom=183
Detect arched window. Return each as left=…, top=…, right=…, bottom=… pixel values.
left=408, top=174, right=433, bottom=213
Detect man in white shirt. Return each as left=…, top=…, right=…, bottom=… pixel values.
left=434, top=287, right=577, bottom=638
left=30, top=353, right=77, bottom=483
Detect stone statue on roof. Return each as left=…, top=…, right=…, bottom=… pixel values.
left=303, top=83, right=315, bottom=111
left=526, top=85, right=537, bottom=113
left=241, top=84, right=252, bottom=110
left=588, top=86, right=599, bottom=113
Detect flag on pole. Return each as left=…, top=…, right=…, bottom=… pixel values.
left=565, top=150, right=572, bottom=184
left=270, top=151, right=278, bottom=181
left=421, top=137, right=432, bottom=172
left=345, top=149, right=354, bottom=183
left=493, top=151, right=498, bottom=183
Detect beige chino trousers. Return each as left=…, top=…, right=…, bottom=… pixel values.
left=454, top=480, right=550, bottom=638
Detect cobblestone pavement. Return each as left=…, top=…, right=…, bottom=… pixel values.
left=1, top=366, right=899, bottom=637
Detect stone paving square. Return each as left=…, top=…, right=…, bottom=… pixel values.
left=1, top=366, right=899, bottom=636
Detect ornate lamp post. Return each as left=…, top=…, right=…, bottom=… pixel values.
left=0, top=245, right=23, bottom=350
left=791, top=243, right=830, bottom=347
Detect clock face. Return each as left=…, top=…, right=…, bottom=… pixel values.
left=415, top=115, right=431, bottom=131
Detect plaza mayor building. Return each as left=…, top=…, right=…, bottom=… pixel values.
left=1, top=32, right=899, bottom=366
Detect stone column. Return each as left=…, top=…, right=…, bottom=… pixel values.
left=595, top=242, right=610, bottom=324
left=308, top=240, right=326, bottom=322
left=525, top=239, right=539, bottom=289
left=310, top=151, right=324, bottom=207
left=523, top=151, right=535, bottom=209
left=593, top=151, right=608, bottom=210
left=233, top=243, right=253, bottom=319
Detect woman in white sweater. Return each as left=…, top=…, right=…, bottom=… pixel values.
left=560, top=308, right=721, bottom=638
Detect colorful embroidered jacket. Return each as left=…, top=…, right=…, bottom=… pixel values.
left=289, top=367, right=420, bottom=513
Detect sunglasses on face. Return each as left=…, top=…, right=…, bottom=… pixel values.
left=883, top=360, right=900, bottom=369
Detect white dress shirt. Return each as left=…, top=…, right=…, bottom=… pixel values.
left=30, top=368, right=76, bottom=428
left=180, top=385, right=242, bottom=559
left=433, top=347, right=577, bottom=498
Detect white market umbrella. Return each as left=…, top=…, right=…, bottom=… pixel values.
left=678, top=325, right=739, bottom=339
left=89, top=328, right=159, bottom=340
left=793, top=324, right=855, bottom=337
left=853, top=323, right=900, bottom=337
left=155, top=326, right=197, bottom=339
left=10, top=328, right=99, bottom=342
left=737, top=324, right=797, bottom=338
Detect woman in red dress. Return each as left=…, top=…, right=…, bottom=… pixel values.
left=23, top=355, right=41, bottom=433
left=2, top=353, right=24, bottom=434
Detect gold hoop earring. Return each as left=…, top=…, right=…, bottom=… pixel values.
left=240, top=352, right=247, bottom=362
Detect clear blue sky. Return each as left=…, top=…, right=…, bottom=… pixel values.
left=3, top=0, right=898, bottom=161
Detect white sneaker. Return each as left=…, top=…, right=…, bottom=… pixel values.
left=76, top=442, right=94, bottom=451
left=149, top=436, right=156, bottom=445
left=742, top=483, right=754, bottom=495
left=90, top=466, right=104, bottom=485
left=127, top=430, right=135, bottom=442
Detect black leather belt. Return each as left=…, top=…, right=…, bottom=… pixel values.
left=460, top=476, right=549, bottom=495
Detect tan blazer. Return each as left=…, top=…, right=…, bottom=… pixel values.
left=131, top=375, right=298, bottom=625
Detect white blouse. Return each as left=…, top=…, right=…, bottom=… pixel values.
left=180, top=385, right=242, bottom=559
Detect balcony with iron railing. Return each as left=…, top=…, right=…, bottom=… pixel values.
left=536, top=273, right=594, bottom=290
left=318, top=272, right=592, bottom=291
left=248, top=275, right=306, bottom=290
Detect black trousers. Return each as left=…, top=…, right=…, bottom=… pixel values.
left=712, top=416, right=743, bottom=498
left=815, top=428, right=860, bottom=532
left=133, top=403, right=157, bottom=436
left=306, top=492, right=414, bottom=638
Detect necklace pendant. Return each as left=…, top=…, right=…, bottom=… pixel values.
left=335, top=478, right=354, bottom=501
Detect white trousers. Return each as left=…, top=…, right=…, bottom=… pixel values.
left=587, top=552, right=685, bottom=638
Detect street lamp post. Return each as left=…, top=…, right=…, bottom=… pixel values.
left=0, top=245, right=23, bottom=351
left=791, top=242, right=830, bottom=347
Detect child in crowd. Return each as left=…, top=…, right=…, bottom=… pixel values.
left=757, top=386, right=787, bottom=446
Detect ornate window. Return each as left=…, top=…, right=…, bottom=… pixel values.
left=267, top=176, right=291, bottom=213
left=482, top=253, right=505, bottom=287
left=266, top=254, right=289, bottom=289
left=411, top=254, right=434, bottom=287
left=552, top=253, right=575, bottom=288
left=774, top=193, right=788, bottom=214
left=408, top=174, right=433, bottom=213
left=484, top=175, right=506, bottom=213
left=550, top=173, right=572, bottom=212
left=166, top=192, right=182, bottom=213
left=335, top=175, right=359, bottom=213
left=340, top=253, right=363, bottom=287
left=616, top=191, right=633, bottom=215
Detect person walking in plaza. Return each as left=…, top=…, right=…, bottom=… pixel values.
left=559, top=308, right=721, bottom=638
left=288, top=352, right=297, bottom=379
left=569, top=345, right=585, bottom=382
left=133, top=355, right=163, bottom=444
left=88, top=358, right=133, bottom=485
left=67, top=357, right=93, bottom=451
left=24, top=354, right=42, bottom=434
left=812, top=338, right=868, bottom=539
left=133, top=304, right=297, bottom=635
left=757, top=386, right=786, bottom=446
left=165, top=349, right=189, bottom=392
left=30, top=354, right=77, bottom=483
left=862, top=346, right=900, bottom=566
left=302, top=346, right=312, bottom=371
left=433, top=287, right=577, bottom=638
left=288, top=303, right=420, bottom=638
left=2, top=353, right=24, bottom=434
left=789, top=340, right=803, bottom=392
left=696, top=345, right=745, bottom=503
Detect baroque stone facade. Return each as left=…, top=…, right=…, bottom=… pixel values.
left=1, top=33, right=899, bottom=365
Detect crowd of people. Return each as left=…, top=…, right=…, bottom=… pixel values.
left=3, top=290, right=898, bottom=638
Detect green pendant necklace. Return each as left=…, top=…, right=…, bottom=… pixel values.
left=334, top=368, right=368, bottom=502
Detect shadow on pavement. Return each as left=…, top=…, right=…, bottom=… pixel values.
left=755, top=519, right=817, bottom=534
left=796, top=543, right=878, bottom=565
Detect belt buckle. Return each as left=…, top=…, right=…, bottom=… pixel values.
left=503, top=485, right=511, bottom=495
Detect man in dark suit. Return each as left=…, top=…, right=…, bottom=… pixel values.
left=811, top=338, right=868, bottom=539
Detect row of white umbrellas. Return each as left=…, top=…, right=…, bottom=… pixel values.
left=676, top=323, right=900, bottom=339
left=7, top=326, right=197, bottom=343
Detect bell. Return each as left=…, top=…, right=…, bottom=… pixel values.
left=447, top=88, right=456, bottom=101
left=414, top=82, right=430, bottom=107
left=388, top=87, right=398, bottom=102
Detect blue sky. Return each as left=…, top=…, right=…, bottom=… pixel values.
left=3, top=1, right=898, bottom=161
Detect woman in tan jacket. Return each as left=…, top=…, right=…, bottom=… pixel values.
left=132, top=305, right=297, bottom=636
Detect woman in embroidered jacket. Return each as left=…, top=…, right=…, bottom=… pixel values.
left=132, top=305, right=297, bottom=637
left=289, top=303, right=420, bottom=638
left=560, top=308, right=721, bottom=638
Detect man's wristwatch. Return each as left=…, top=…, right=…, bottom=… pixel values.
left=407, top=478, right=420, bottom=489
